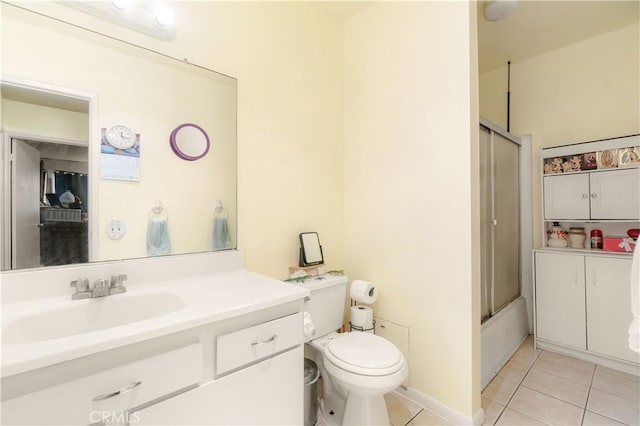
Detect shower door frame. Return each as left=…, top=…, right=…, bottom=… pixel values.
left=480, top=118, right=533, bottom=324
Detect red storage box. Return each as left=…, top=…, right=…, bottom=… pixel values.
left=603, top=236, right=636, bottom=253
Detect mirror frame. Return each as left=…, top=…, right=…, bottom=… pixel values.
left=169, top=122, right=210, bottom=161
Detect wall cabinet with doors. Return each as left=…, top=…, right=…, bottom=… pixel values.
left=544, top=168, right=639, bottom=221
left=535, top=134, right=640, bottom=375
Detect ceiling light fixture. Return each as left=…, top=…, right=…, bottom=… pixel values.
left=484, top=0, right=518, bottom=22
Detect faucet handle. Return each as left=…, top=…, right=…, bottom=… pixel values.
left=70, top=278, right=91, bottom=300
left=70, top=278, right=90, bottom=292
left=110, top=273, right=128, bottom=287
left=109, top=274, right=128, bottom=295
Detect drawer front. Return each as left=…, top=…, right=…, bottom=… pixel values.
left=2, top=343, right=202, bottom=425
left=216, top=313, right=302, bottom=375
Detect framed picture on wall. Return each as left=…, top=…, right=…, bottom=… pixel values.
left=618, top=146, right=640, bottom=167
left=596, top=149, right=618, bottom=169
left=581, top=152, right=597, bottom=170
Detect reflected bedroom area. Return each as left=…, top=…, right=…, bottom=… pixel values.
left=1, top=84, right=90, bottom=270
left=0, top=1, right=238, bottom=271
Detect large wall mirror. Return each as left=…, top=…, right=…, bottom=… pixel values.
left=0, top=2, right=237, bottom=271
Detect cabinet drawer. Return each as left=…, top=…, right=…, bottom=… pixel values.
left=2, top=343, right=202, bottom=425
left=216, top=313, right=302, bottom=375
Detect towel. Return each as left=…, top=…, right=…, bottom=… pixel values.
left=147, top=219, right=171, bottom=256
left=212, top=217, right=231, bottom=250
left=629, top=240, right=640, bottom=353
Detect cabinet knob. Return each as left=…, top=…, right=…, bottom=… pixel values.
left=591, top=193, right=597, bottom=198
left=582, top=194, right=589, bottom=199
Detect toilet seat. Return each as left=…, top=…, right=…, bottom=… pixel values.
left=324, top=333, right=404, bottom=376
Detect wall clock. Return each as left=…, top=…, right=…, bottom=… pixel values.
left=106, top=124, right=136, bottom=150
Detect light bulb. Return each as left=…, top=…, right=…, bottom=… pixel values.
left=153, top=5, right=175, bottom=29
left=111, top=0, right=133, bottom=13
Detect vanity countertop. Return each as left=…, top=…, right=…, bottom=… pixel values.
left=1, top=269, right=309, bottom=377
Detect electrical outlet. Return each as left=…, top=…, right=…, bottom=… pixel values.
left=106, top=219, right=127, bottom=240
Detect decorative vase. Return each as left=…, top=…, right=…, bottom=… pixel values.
left=568, top=227, right=586, bottom=249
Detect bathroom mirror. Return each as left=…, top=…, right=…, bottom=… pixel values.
left=170, top=123, right=210, bottom=161
left=299, top=232, right=324, bottom=266
left=0, top=2, right=237, bottom=271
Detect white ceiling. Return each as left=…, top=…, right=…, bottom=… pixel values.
left=478, top=0, right=639, bottom=73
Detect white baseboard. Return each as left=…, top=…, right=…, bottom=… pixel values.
left=535, top=338, right=640, bottom=377
left=396, top=387, right=485, bottom=426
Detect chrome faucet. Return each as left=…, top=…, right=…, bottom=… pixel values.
left=70, top=275, right=128, bottom=300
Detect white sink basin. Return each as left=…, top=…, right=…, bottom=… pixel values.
left=2, top=293, right=185, bottom=344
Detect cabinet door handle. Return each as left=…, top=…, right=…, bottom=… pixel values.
left=93, top=380, right=142, bottom=401
left=582, top=194, right=589, bottom=199
left=573, top=269, right=579, bottom=286
left=251, top=334, right=278, bottom=346
left=591, top=193, right=597, bottom=198
left=592, top=269, right=597, bottom=287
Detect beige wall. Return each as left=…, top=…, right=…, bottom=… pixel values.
left=343, top=2, right=480, bottom=418
left=480, top=23, right=640, bottom=248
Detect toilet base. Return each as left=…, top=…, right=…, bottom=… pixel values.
left=320, top=393, right=346, bottom=426
left=342, top=393, right=389, bottom=426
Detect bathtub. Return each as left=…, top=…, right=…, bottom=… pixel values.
left=481, top=296, right=529, bottom=389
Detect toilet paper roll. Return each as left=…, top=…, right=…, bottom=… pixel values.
left=350, top=280, right=377, bottom=304
left=351, top=306, right=374, bottom=331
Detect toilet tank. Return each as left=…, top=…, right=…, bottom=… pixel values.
left=288, top=275, right=347, bottom=339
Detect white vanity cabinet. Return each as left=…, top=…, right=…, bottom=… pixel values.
left=134, top=312, right=303, bottom=425
left=534, top=250, right=638, bottom=368
left=1, top=343, right=203, bottom=426
left=543, top=168, right=640, bottom=220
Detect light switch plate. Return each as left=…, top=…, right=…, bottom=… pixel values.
left=106, top=219, right=127, bottom=239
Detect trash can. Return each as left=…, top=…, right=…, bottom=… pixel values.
left=304, top=358, right=320, bottom=426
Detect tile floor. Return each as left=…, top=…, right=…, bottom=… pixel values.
left=381, top=336, right=640, bottom=425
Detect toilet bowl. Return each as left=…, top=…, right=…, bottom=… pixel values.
left=309, top=331, right=407, bottom=425
left=290, top=275, right=407, bottom=425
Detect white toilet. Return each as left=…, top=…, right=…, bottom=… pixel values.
left=297, top=275, right=408, bottom=426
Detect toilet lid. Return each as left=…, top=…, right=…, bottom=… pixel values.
left=324, top=333, right=404, bottom=376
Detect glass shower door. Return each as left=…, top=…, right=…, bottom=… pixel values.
left=480, top=125, right=521, bottom=322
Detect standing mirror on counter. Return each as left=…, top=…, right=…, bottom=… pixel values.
left=299, top=232, right=324, bottom=266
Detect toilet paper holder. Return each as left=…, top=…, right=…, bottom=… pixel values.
left=349, top=320, right=376, bottom=334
